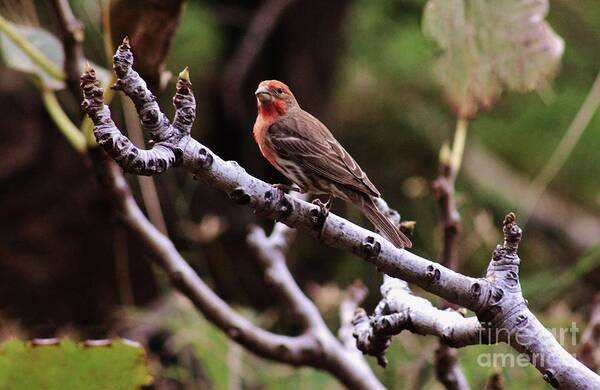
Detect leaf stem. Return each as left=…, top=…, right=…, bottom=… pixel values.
left=41, top=89, right=87, bottom=152
left=0, top=13, right=65, bottom=81
left=450, top=118, right=469, bottom=174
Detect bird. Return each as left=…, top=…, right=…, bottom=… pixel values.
left=252, top=80, right=412, bottom=249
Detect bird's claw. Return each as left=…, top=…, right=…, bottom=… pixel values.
left=312, top=197, right=332, bottom=218
left=310, top=196, right=333, bottom=231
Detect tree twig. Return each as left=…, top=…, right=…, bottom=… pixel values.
left=247, top=221, right=383, bottom=389
left=81, top=40, right=600, bottom=388
left=122, top=98, right=169, bottom=235
left=338, top=280, right=368, bottom=354
left=49, top=0, right=85, bottom=98
left=431, top=127, right=468, bottom=389
left=353, top=275, right=481, bottom=367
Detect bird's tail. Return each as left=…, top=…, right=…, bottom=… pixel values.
left=359, top=196, right=412, bottom=249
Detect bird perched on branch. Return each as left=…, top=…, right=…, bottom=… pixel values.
left=252, top=80, right=412, bottom=249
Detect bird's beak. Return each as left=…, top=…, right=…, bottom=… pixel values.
left=255, top=86, right=273, bottom=103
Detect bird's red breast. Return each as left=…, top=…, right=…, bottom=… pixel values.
left=253, top=80, right=292, bottom=169
left=253, top=113, right=280, bottom=169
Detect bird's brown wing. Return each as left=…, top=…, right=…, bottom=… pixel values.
left=267, top=111, right=380, bottom=197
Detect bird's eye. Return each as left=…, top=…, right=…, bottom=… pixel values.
left=276, top=88, right=284, bottom=94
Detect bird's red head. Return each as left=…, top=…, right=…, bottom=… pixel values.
left=255, top=80, right=297, bottom=118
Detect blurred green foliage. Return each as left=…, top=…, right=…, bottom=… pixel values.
left=0, top=339, right=151, bottom=390
left=128, top=293, right=580, bottom=389
left=2, top=0, right=600, bottom=388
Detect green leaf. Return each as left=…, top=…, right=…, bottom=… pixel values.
left=423, top=0, right=564, bottom=118
left=0, top=339, right=153, bottom=390
left=0, top=19, right=111, bottom=91
left=0, top=21, right=65, bottom=90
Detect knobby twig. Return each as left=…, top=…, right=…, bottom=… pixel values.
left=122, top=99, right=169, bottom=235
left=579, top=292, right=600, bottom=370
left=81, top=39, right=600, bottom=388
left=82, top=41, right=384, bottom=390
left=338, top=280, right=368, bottom=355
left=432, top=145, right=461, bottom=273
left=247, top=221, right=383, bottom=389
left=49, top=0, right=85, bottom=98
left=353, top=275, right=481, bottom=367
left=88, top=148, right=383, bottom=390
left=430, top=136, right=468, bottom=389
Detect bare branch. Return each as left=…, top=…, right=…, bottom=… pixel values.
left=431, top=140, right=468, bottom=389
left=89, top=150, right=319, bottom=366
left=432, top=155, right=461, bottom=273
left=338, top=280, right=368, bottom=353
left=50, top=0, right=85, bottom=98
left=247, top=220, right=384, bottom=389
left=81, top=40, right=600, bottom=389
left=353, top=275, right=481, bottom=367
left=434, top=345, right=470, bottom=390
left=246, top=221, right=324, bottom=332
left=87, top=137, right=385, bottom=388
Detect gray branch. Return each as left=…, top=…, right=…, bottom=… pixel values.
left=247, top=219, right=383, bottom=389
left=338, top=280, right=368, bottom=355
left=89, top=149, right=384, bottom=390
left=81, top=39, right=600, bottom=389
left=353, top=275, right=481, bottom=367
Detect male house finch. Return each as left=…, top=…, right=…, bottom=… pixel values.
left=253, top=80, right=412, bottom=249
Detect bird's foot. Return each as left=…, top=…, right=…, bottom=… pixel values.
left=312, top=197, right=332, bottom=215
left=312, top=196, right=333, bottom=230
left=273, top=183, right=305, bottom=194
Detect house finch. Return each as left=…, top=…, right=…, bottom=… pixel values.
left=253, top=80, right=412, bottom=249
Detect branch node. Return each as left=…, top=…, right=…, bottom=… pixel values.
left=309, top=206, right=327, bottom=230
left=502, top=212, right=522, bottom=249
left=275, top=196, right=293, bottom=220
left=230, top=187, right=251, bottom=205
left=491, top=287, right=504, bottom=304
left=113, top=38, right=133, bottom=78
left=515, top=313, right=528, bottom=327
left=426, top=264, right=442, bottom=282
left=543, top=369, right=560, bottom=388
left=352, top=308, right=391, bottom=368
left=195, top=148, right=213, bottom=170
left=470, top=282, right=482, bottom=297
left=361, top=236, right=381, bottom=261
